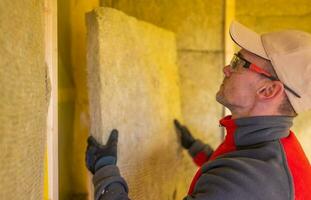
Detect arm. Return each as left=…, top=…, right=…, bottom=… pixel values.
left=86, top=130, right=130, bottom=200
left=188, top=140, right=213, bottom=166
left=174, top=120, right=213, bottom=166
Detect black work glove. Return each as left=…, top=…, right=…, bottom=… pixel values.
left=86, top=129, right=118, bottom=174
left=174, top=119, right=195, bottom=149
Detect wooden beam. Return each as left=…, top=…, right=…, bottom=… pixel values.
left=224, top=0, right=235, bottom=117
left=45, top=0, right=58, bottom=199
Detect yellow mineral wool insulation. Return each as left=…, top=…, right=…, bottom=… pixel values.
left=100, top=0, right=225, bottom=51
left=177, top=53, right=223, bottom=148
left=86, top=7, right=196, bottom=200
left=0, top=0, right=50, bottom=199
left=99, top=0, right=225, bottom=146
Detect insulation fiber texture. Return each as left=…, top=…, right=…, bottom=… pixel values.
left=0, top=0, right=50, bottom=199
left=87, top=7, right=195, bottom=200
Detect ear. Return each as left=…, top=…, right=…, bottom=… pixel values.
left=257, top=81, right=284, bottom=100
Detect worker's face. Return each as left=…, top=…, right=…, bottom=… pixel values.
left=216, top=49, right=267, bottom=111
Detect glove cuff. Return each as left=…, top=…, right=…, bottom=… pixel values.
left=95, top=156, right=117, bottom=172
left=93, top=165, right=129, bottom=200
left=188, top=139, right=214, bottom=158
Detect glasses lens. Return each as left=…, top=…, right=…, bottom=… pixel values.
left=230, top=55, right=239, bottom=70
left=230, top=54, right=247, bottom=71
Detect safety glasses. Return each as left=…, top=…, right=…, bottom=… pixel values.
left=230, top=53, right=301, bottom=98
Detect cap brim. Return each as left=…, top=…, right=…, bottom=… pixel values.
left=230, top=21, right=269, bottom=60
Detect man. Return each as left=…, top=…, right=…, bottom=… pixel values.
left=86, top=21, right=311, bottom=200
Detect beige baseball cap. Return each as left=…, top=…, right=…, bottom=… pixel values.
left=229, top=21, right=311, bottom=113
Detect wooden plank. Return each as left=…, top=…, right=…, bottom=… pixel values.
left=44, top=0, right=58, bottom=199
left=224, top=0, right=235, bottom=117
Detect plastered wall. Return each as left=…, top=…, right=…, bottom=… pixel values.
left=0, top=0, right=49, bottom=199
left=236, top=0, right=311, bottom=160
left=86, top=8, right=196, bottom=200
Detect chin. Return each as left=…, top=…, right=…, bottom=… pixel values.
left=216, top=91, right=225, bottom=104
left=216, top=91, right=231, bottom=108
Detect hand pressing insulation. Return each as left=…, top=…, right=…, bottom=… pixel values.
left=174, top=119, right=195, bottom=149
left=86, top=129, right=118, bottom=174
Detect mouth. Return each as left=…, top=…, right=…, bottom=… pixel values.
left=219, top=80, right=226, bottom=89
left=218, top=83, right=224, bottom=91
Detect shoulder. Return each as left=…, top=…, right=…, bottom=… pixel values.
left=191, top=142, right=292, bottom=200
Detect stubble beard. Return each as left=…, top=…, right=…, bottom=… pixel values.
left=216, top=90, right=227, bottom=106
left=216, top=88, right=233, bottom=111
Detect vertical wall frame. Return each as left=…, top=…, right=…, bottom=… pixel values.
left=45, top=0, right=58, bottom=199
left=224, top=0, right=235, bottom=117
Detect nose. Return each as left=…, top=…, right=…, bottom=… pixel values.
left=223, top=65, right=233, bottom=77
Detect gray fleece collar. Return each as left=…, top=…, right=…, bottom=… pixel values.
left=233, top=116, right=293, bottom=146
